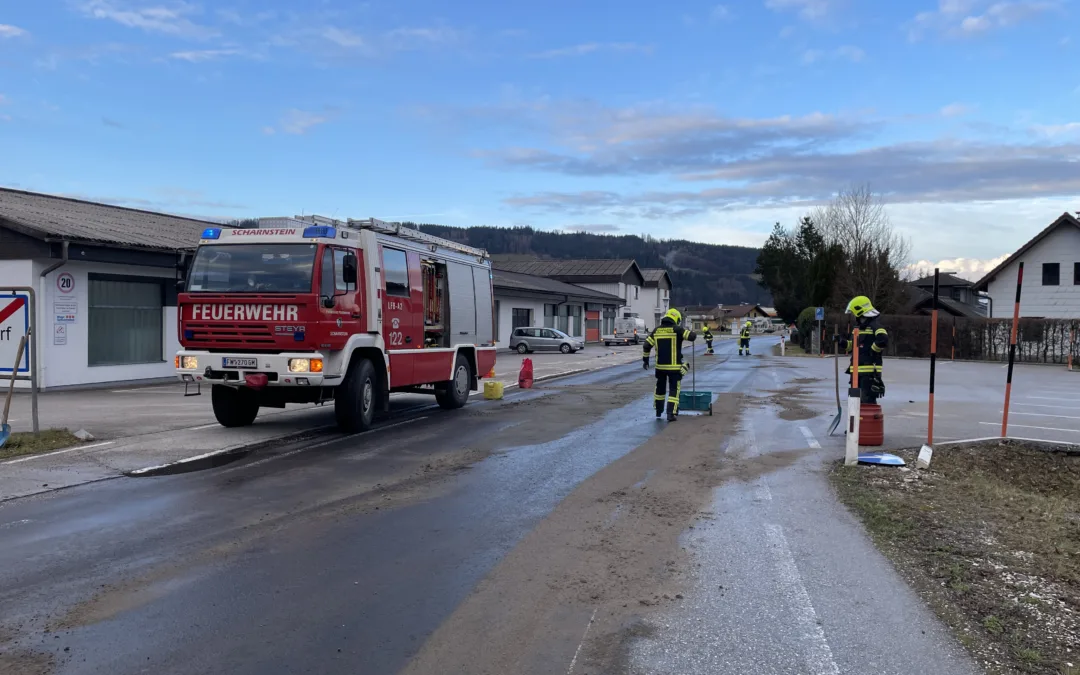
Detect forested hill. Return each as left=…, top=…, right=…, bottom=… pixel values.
left=409, top=224, right=772, bottom=307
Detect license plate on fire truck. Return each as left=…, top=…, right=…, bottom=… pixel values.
left=222, top=357, right=258, bottom=369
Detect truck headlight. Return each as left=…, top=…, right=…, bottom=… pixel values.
left=288, top=358, right=323, bottom=373
left=180, top=356, right=199, bottom=370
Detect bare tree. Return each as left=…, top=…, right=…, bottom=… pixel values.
left=818, top=184, right=911, bottom=312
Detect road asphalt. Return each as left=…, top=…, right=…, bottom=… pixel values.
left=0, top=336, right=980, bottom=674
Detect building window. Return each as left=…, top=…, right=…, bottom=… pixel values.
left=544, top=304, right=556, bottom=328
left=1074, top=262, right=1080, bottom=285
left=557, top=305, right=570, bottom=334
left=512, top=307, right=531, bottom=330
left=88, top=276, right=164, bottom=366
left=383, top=247, right=409, bottom=297
left=1042, top=262, right=1060, bottom=286
left=571, top=305, right=582, bottom=335
left=634, top=286, right=638, bottom=300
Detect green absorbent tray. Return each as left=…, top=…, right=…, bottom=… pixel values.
left=679, top=391, right=713, bottom=415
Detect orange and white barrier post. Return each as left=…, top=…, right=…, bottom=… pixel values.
left=845, top=328, right=861, bottom=466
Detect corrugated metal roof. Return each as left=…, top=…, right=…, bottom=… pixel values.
left=494, top=259, right=643, bottom=284
left=0, top=187, right=223, bottom=251
left=493, top=269, right=622, bottom=302
left=641, top=268, right=671, bottom=287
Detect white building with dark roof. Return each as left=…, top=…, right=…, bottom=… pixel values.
left=493, top=259, right=662, bottom=332
left=0, top=187, right=223, bottom=389
left=973, top=212, right=1080, bottom=319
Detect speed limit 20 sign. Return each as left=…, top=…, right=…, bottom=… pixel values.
left=57, top=272, right=75, bottom=294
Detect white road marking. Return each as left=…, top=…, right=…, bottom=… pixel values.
left=565, top=607, right=598, bottom=675
left=799, top=426, right=822, bottom=449
left=2, top=441, right=115, bottom=465
left=189, top=423, right=222, bottom=431
left=979, top=422, right=1080, bottom=434
left=764, top=523, right=841, bottom=675
left=1015, top=402, right=1080, bottom=410
left=0, top=519, right=33, bottom=530
left=1000, top=411, right=1080, bottom=420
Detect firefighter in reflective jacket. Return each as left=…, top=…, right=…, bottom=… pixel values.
left=702, top=325, right=714, bottom=354
left=838, top=295, right=889, bottom=404
left=738, top=320, right=752, bottom=356
left=643, top=308, right=697, bottom=421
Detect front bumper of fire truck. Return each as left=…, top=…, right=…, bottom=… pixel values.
left=175, top=350, right=331, bottom=387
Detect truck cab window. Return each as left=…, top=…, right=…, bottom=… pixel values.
left=320, top=248, right=335, bottom=300
left=383, top=248, right=409, bottom=297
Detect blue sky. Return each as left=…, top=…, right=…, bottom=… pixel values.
left=1, top=0, right=1077, bottom=277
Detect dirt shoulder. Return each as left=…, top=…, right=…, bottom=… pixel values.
left=831, top=441, right=1080, bottom=675
left=400, top=392, right=809, bottom=675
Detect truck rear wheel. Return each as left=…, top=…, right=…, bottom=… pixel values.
left=336, top=357, right=377, bottom=433
left=211, top=385, right=259, bottom=428
left=435, top=354, right=472, bottom=410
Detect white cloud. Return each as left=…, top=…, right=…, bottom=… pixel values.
left=531, top=42, right=653, bottom=58
left=170, top=48, right=243, bottom=62
left=765, top=0, right=841, bottom=20
left=1031, top=121, right=1080, bottom=137
left=77, top=0, right=219, bottom=39
left=322, top=27, right=364, bottom=48
left=940, top=102, right=974, bottom=117
left=905, top=255, right=1009, bottom=281
left=385, top=26, right=463, bottom=48
left=0, top=24, right=27, bottom=38
left=0, top=94, right=7, bottom=105
left=802, top=45, right=864, bottom=64
left=908, top=0, right=1059, bottom=40
left=711, top=5, right=733, bottom=21
left=265, top=108, right=335, bottom=135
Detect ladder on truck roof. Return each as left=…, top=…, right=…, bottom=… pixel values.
left=294, top=214, right=489, bottom=260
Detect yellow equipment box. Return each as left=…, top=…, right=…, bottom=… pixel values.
left=484, top=381, right=504, bottom=400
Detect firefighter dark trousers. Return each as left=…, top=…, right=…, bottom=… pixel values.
left=654, top=370, right=682, bottom=417
left=705, top=338, right=714, bottom=354
left=739, top=338, right=750, bottom=355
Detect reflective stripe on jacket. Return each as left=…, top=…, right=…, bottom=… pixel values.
left=842, top=316, right=888, bottom=374
left=644, top=319, right=695, bottom=371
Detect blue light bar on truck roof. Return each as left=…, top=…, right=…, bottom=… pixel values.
left=303, top=225, right=337, bottom=239
left=201, top=228, right=222, bottom=239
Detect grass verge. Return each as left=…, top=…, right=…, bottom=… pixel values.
left=831, top=440, right=1080, bottom=674
left=0, top=429, right=84, bottom=461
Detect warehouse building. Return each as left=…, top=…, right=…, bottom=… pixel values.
left=0, top=188, right=216, bottom=389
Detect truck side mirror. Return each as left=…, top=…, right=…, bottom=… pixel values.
left=342, top=254, right=358, bottom=289
left=176, top=279, right=187, bottom=291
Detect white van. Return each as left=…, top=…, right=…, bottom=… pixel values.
left=604, top=317, right=647, bottom=346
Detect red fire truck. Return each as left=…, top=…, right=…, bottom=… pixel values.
left=175, top=216, right=497, bottom=432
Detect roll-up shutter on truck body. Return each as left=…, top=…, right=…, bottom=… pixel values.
left=447, top=261, right=476, bottom=345
left=472, top=266, right=493, bottom=346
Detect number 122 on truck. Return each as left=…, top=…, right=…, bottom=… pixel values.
left=175, top=216, right=497, bottom=432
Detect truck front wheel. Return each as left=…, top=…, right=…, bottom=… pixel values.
left=336, top=358, right=377, bottom=433
left=435, top=354, right=472, bottom=410
left=211, top=385, right=259, bottom=428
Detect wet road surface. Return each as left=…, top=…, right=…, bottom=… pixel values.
left=0, top=339, right=979, bottom=674
left=0, top=342, right=748, bottom=674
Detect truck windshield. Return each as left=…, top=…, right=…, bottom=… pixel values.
left=187, top=244, right=318, bottom=293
